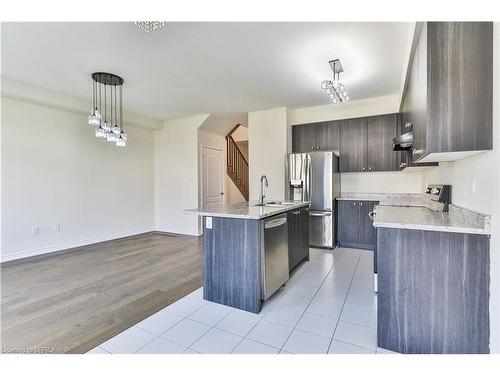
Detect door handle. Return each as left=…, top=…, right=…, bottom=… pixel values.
left=220, top=192, right=224, bottom=195
left=309, top=212, right=332, bottom=217
left=264, top=217, right=287, bottom=229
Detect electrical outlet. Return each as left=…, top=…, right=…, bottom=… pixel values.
left=54, top=224, right=61, bottom=232
left=32, top=226, right=40, bottom=236
left=472, top=177, right=477, bottom=195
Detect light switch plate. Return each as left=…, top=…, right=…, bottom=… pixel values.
left=32, top=226, right=39, bottom=236
left=206, top=217, right=212, bottom=229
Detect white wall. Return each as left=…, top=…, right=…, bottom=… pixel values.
left=248, top=107, right=288, bottom=201
left=226, top=176, right=246, bottom=204
left=1, top=97, right=155, bottom=262
left=287, top=94, right=400, bottom=125
left=154, top=114, right=209, bottom=236
left=341, top=171, right=422, bottom=193
left=231, top=125, right=248, bottom=142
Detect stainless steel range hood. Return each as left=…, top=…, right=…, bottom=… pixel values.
left=392, top=130, right=413, bottom=151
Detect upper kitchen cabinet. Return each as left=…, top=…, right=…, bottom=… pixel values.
left=292, top=121, right=341, bottom=152
left=316, top=121, right=341, bottom=151
left=340, top=113, right=400, bottom=172
left=367, top=114, right=399, bottom=172
left=340, top=117, right=367, bottom=172
left=292, top=123, right=316, bottom=152
left=403, top=22, right=493, bottom=163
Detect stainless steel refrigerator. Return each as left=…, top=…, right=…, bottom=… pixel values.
left=285, top=151, right=341, bottom=248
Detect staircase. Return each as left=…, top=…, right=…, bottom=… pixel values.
left=226, top=125, right=249, bottom=201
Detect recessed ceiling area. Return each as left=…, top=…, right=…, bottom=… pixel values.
left=1, top=22, right=412, bottom=121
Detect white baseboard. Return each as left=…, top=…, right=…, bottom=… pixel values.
left=0, top=228, right=154, bottom=263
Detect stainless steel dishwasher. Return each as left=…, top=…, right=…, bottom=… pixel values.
left=261, top=213, right=289, bottom=300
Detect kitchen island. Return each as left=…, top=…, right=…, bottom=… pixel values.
left=189, top=200, right=310, bottom=313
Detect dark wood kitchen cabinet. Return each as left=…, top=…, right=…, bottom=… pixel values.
left=292, top=123, right=316, bottom=152
left=316, top=121, right=340, bottom=151
left=337, top=200, right=378, bottom=250
left=402, top=22, right=493, bottom=163
left=339, top=114, right=399, bottom=172
left=377, top=227, right=490, bottom=353
left=287, top=206, right=309, bottom=271
left=366, top=114, right=399, bottom=172
left=292, top=121, right=341, bottom=152
left=339, top=117, right=367, bottom=172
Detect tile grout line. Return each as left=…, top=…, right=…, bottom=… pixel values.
left=228, top=249, right=338, bottom=352
left=326, top=251, right=363, bottom=354
left=271, top=249, right=345, bottom=353
left=132, top=300, right=210, bottom=353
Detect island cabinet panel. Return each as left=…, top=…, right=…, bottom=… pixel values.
left=377, top=228, right=490, bottom=354
left=287, top=206, right=309, bottom=272
left=203, top=217, right=262, bottom=314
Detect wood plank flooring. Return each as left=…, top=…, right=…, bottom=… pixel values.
left=1, top=232, right=203, bottom=354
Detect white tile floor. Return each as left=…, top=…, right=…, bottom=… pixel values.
left=87, top=247, right=397, bottom=354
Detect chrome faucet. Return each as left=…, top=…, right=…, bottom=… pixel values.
left=259, top=175, right=269, bottom=205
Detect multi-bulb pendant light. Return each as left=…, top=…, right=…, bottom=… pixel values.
left=88, top=72, right=127, bottom=147
left=321, top=59, right=350, bottom=104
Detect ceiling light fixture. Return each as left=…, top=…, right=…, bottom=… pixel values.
left=321, top=59, right=350, bottom=104
left=135, top=21, right=165, bottom=33
left=88, top=72, right=127, bottom=147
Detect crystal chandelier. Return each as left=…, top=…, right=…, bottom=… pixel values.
left=135, top=21, right=165, bottom=33
left=321, top=59, right=349, bottom=104
left=88, top=72, right=127, bottom=147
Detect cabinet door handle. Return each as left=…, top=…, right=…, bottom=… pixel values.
left=400, top=162, right=407, bottom=168
left=293, top=210, right=301, bottom=215
left=369, top=167, right=372, bottom=171
left=353, top=202, right=356, bottom=206
left=360, top=202, right=363, bottom=206
left=362, top=167, right=365, bottom=171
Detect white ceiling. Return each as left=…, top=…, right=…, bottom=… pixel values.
left=1, top=22, right=412, bottom=121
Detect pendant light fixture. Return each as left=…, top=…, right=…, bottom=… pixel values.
left=88, top=72, right=127, bottom=147
left=321, top=59, right=350, bottom=104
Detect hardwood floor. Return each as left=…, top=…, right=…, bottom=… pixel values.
left=1, top=232, right=203, bottom=354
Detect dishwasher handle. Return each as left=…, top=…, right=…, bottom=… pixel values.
left=309, top=211, right=332, bottom=217
left=264, top=217, right=287, bottom=229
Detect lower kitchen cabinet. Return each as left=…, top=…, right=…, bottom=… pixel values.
left=287, top=206, right=309, bottom=271
left=337, top=200, right=378, bottom=250
left=377, top=227, right=490, bottom=353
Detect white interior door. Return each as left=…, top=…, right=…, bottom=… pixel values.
left=202, top=147, right=224, bottom=207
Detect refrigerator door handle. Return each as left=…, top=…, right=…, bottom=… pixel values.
left=309, top=211, right=332, bottom=217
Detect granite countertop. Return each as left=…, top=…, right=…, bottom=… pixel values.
left=336, top=192, right=444, bottom=211
left=185, top=200, right=310, bottom=220
left=372, top=205, right=491, bottom=235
